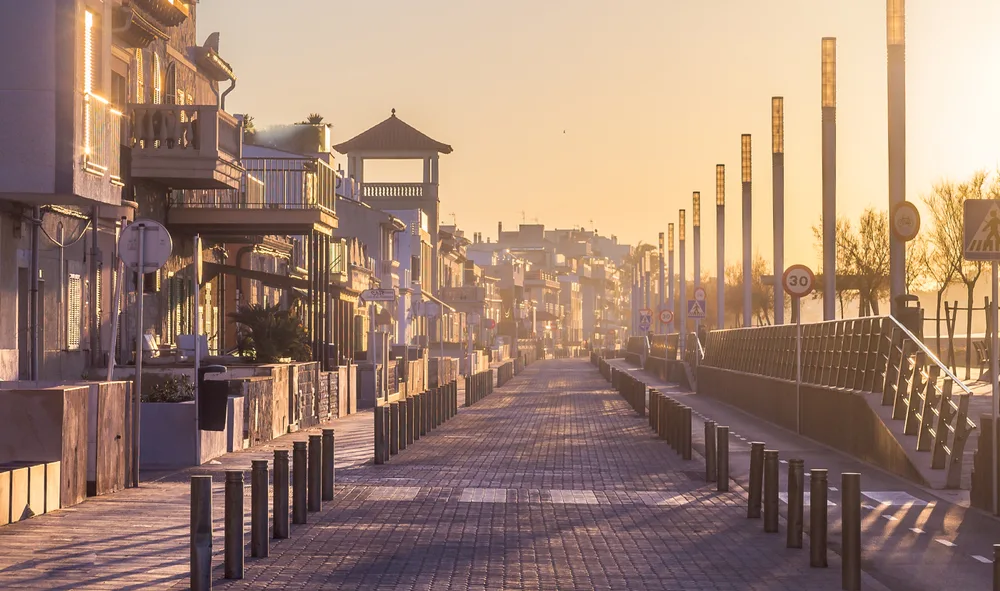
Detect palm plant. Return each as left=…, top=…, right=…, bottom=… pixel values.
left=229, top=304, right=312, bottom=363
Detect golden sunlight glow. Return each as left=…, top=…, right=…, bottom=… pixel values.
left=741, top=135, right=752, bottom=183
left=822, top=38, right=836, bottom=108
left=692, top=192, right=701, bottom=227
left=887, top=0, right=905, bottom=46
left=716, top=164, right=725, bottom=206
left=772, top=97, right=784, bottom=154
left=679, top=210, right=686, bottom=241
left=84, top=11, right=94, bottom=94
left=668, top=223, right=674, bottom=253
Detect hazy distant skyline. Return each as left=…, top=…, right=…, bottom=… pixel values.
left=200, top=0, right=1000, bottom=272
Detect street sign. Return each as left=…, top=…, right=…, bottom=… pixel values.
left=891, top=201, right=921, bottom=242
left=782, top=264, right=816, bottom=299
left=638, top=309, right=653, bottom=332
left=485, top=318, right=496, bottom=330
left=360, top=288, right=398, bottom=302
left=687, top=300, right=706, bottom=319
left=964, top=200, right=1000, bottom=261
left=118, top=219, right=172, bottom=273
left=693, top=287, right=707, bottom=302
left=659, top=309, right=674, bottom=324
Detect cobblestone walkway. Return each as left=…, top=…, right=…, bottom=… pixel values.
left=0, top=359, right=852, bottom=590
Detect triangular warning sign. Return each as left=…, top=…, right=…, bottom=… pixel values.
left=688, top=300, right=705, bottom=316
left=968, top=202, right=1000, bottom=254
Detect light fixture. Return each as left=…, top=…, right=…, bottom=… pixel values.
left=693, top=192, right=701, bottom=227
left=822, top=38, right=837, bottom=108
left=741, top=135, right=752, bottom=183
left=772, top=97, right=784, bottom=154
left=887, top=0, right=904, bottom=46
left=668, top=224, right=674, bottom=252
left=716, top=165, right=725, bottom=206
left=679, top=210, right=686, bottom=241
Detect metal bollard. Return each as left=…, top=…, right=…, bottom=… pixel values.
left=308, top=435, right=322, bottom=512
left=787, top=459, right=804, bottom=548
left=681, top=406, right=692, bottom=460
left=842, top=473, right=862, bottom=590
left=764, top=450, right=779, bottom=533
left=293, top=441, right=307, bottom=524
left=705, top=421, right=717, bottom=482
left=273, top=450, right=289, bottom=539
left=649, top=389, right=658, bottom=431
left=382, top=406, right=391, bottom=462
left=810, top=469, right=828, bottom=568
left=716, top=426, right=730, bottom=492
left=389, top=402, right=400, bottom=455
left=399, top=399, right=409, bottom=450
left=416, top=393, right=425, bottom=438
left=659, top=394, right=668, bottom=441
left=251, top=460, right=269, bottom=558
left=437, top=387, right=444, bottom=425
left=374, top=405, right=385, bottom=464
left=224, top=470, right=244, bottom=579
left=637, top=382, right=646, bottom=417
left=190, top=475, right=213, bottom=591
left=748, top=442, right=765, bottom=518
left=425, top=390, right=433, bottom=433
left=322, top=429, right=335, bottom=501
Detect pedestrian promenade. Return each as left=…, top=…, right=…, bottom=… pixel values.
left=1, top=359, right=856, bottom=590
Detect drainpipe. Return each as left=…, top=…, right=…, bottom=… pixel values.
left=29, top=206, right=40, bottom=381
left=234, top=245, right=254, bottom=306
left=90, top=207, right=101, bottom=368
left=220, top=79, right=237, bottom=111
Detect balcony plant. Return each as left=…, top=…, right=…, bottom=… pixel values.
left=230, top=304, right=312, bottom=363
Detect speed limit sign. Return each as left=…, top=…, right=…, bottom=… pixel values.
left=782, top=264, right=815, bottom=299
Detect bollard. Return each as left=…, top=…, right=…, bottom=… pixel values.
left=389, top=402, right=400, bottom=455
left=251, top=460, right=269, bottom=558
left=382, top=406, right=391, bottom=462
left=190, top=475, right=213, bottom=591
left=224, top=470, right=244, bottom=579
left=374, top=405, right=385, bottom=464
left=717, top=426, right=730, bottom=492
left=637, top=381, right=646, bottom=417
left=705, top=421, right=717, bottom=482
left=787, top=459, right=804, bottom=549
left=322, top=429, right=335, bottom=501
left=659, top=394, right=668, bottom=441
left=425, top=389, right=433, bottom=433
left=810, top=469, right=828, bottom=568
left=416, top=393, right=425, bottom=438
left=400, top=399, right=409, bottom=450
left=649, top=388, right=658, bottom=432
left=452, top=381, right=458, bottom=417
left=293, top=441, right=307, bottom=524
left=842, top=473, right=862, bottom=590
left=437, top=387, right=445, bottom=425
left=273, top=450, right=290, bottom=539
left=748, top=442, right=765, bottom=519
left=764, top=450, right=779, bottom=533
left=308, top=435, right=322, bottom=512
left=681, top=406, right=692, bottom=460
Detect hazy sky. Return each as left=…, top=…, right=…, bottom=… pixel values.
left=199, top=1, right=1000, bottom=273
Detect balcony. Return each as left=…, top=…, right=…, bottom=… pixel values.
left=82, top=92, right=124, bottom=187
left=129, top=104, right=243, bottom=190
left=440, top=285, right=486, bottom=314
left=166, top=158, right=338, bottom=236
left=375, top=259, right=400, bottom=289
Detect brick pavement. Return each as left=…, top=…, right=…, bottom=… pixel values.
left=0, top=359, right=853, bottom=590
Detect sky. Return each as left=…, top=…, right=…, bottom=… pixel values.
left=198, top=0, right=1000, bottom=274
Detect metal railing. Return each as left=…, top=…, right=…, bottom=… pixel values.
left=362, top=183, right=424, bottom=198
left=169, top=172, right=264, bottom=208
left=440, top=286, right=485, bottom=303
left=704, top=315, right=976, bottom=488
left=83, top=92, right=123, bottom=185
left=243, top=157, right=336, bottom=212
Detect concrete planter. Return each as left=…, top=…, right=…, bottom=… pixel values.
left=139, top=401, right=230, bottom=469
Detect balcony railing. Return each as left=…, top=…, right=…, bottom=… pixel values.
left=130, top=104, right=240, bottom=160
left=243, top=157, right=336, bottom=212
left=440, top=286, right=486, bottom=303
left=362, top=183, right=424, bottom=198
left=82, top=92, right=123, bottom=186
left=168, top=172, right=264, bottom=207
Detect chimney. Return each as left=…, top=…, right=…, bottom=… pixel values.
left=498, top=221, right=503, bottom=238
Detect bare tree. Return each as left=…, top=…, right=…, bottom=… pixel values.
left=724, top=253, right=773, bottom=326
left=812, top=216, right=858, bottom=317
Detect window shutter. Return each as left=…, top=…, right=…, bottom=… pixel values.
left=67, top=274, right=82, bottom=350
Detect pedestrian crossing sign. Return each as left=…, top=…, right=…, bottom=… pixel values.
left=687, top=299, right=706, bottom=319
left=964, top=200, right=1000, bottom=261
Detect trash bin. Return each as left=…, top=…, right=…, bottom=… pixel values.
left=197, top=365, right=229, bottom=432
left=894, top=294, right=924, bottom=339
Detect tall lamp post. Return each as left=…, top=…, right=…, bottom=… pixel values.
left=716, top=165, right=725, bottom=329
left=659, top=232, right=666, bottom=333
left=679, top=210, right=687, bottom=352
left=668, top=223, right=675, bottom=333
left=887, top=0, right=906, bottom=312
left=822, top=37, right=838, bottom=320
left=772, top=97, right=785, bottom=325
left=741, top=134, right=752, bottom=327
left=693, top=192, right=702, bottom=335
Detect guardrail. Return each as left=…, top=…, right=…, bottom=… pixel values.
left=704, top=315, right=976, bottom=488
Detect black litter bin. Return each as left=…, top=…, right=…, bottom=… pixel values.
left=198, top=365, right=229, bottom=431
left=895, top=294, right=924, bottom=339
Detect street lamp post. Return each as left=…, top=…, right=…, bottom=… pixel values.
left=668, top=223, right=675, bottom=333
left=822, top=37, right=838, bottom=320
left=773, top=97, right=785, bottom=325
left=693, top=192, right=702, bottom=335
left=887, top=0, right=906, bottom=313
left=679, top=210, right=687, bottom=353
left=659, top=232, right=666, bottom=333
left=717, top=165, right=725, bottom=329
left=742, top=134, right=752, bottom=327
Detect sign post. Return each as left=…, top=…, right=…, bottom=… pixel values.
left=963, top=200, right=1000, bottom=515
left=117, top=219, right=172, bottom=487
left=658, top=309, right=674, bottom=326
left=360, top=288, right=399, bottom=403
left=782, top=264, right=815, bottom=435
left=638, top=309, right=653, bottom=333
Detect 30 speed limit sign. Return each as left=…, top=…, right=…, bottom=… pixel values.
left=782, top=264, right=815, bottom=299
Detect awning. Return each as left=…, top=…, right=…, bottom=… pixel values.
left=535, top=311, right=559, bottom=322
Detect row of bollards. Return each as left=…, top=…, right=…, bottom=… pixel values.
left=375, top=380, right=460, bottom=464
left=742, top=442, right=863, bottom=590
left=464, top=370, right=495, bottom=407
left=496, top=361, right=516, bottom=387
left=190, top=428, right=336, bottom=590
left=703, top=421, right=730, bottom=492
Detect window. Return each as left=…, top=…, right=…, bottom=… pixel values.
left=83, top=11, right=95, bottom=94
left=152, top=52, right=162, bottom=104
left=133, top=49, right=144, bottom=103
left=67, top=274, right=82, bottom=350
